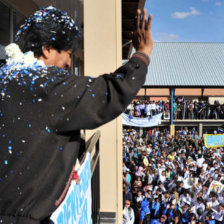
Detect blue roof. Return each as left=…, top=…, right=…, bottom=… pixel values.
left=144, top=42, right=224, bottom=87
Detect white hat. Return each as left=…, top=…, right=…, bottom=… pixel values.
left=185, top=201, right=191, bottom=206
left=148, top=187, right=153, bottom=191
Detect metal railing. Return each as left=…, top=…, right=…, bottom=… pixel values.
left=80, top=131, right=101, bottom=224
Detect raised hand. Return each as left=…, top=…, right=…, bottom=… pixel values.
left=132, top=9, right=153, bottom=58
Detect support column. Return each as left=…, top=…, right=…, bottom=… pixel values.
left=144, top=88, right=147, bottom=101
left=170, top=88, right=174, bottom=125
left=84, top=0, right=122, bottom=223
left=170, top=124, right=175, bottom=137
left=201, top=88, right=204, bottom=100
left=170, top=88, right=175, bottom=136
left=199, top=123, right=203, bottom=138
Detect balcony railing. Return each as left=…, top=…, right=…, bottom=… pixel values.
left=80, top=131, right=101, bottom=224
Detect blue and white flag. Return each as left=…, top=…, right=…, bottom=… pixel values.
left=153, top=141, right=156, bottom=147
left=218, top=128, right=224, bottom=134
left=182, top=96, right=185, bottom=103
left=159, top=101, right=163, bottom=107
left=182, top=131, right=185, bottom=139
left=165, top=128, right=168, bottom=136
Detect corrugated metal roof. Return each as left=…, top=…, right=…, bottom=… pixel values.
left=144, top=42, right=224, bottom=87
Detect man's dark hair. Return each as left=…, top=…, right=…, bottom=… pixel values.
left=15, top=6, right=80, bottom=57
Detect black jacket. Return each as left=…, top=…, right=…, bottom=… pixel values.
left=0, top=56, right=147, bottom=223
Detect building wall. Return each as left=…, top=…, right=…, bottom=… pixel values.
left=209, top=97, right=224, bottom=104
left=84, top=0, right=122, bottom=223
left=137, top=88, right=224, bottom=97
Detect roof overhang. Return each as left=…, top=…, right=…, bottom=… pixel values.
left=144, top=42, right=224, bottom=88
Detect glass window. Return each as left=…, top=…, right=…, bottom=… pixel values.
left=54, top=0, right=84, bottom=76
left=0, top=1, right=10, bottom=59
left=13, top=11, right=25, bottom=40
left=71, top=0, right=84, bottom=76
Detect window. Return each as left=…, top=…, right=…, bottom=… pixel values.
left=0, top=1, right=25, bottom=60
left=0, top=0, right=83, bottom=76
left=13, top=11, right=25, bottom=40
left=0, top=1, right=10, bottom=59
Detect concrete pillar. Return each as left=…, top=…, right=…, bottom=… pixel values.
left=170, top=124, right=175, bottom=136
left=170, top=88, right=174, bottom=125
left=199, top=123, right=203, bottom=138
left=84, top=0, right=122, bottom=223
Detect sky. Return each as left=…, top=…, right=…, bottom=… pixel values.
left=145, top=0, right=224, bottom=42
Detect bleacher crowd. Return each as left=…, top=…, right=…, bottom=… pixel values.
left=126, top=99, right=224, bottom=120
left=122, top=128, right=224, bottom=224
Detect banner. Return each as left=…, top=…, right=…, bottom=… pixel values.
left=122, top=113, right=163, bottom=127
left=183, top=177, right=193, bottom=189
left=51, top=153, right=92, bottom=224
left=207, top=180, right=224, bottom=196
left=204, top=134, right=224, bottom=148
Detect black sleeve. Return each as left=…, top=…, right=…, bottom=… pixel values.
left=45, top=57, right=148, bottom=132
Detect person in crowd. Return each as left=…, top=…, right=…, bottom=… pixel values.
left=139, top=199, right=150, bottom=224
left=212, top=203, right=224, bottom=224
left=126, top=98, right=224, bottom=121
left=123, top=127, right=224, bottom=224
left=124, top=169, right=132, bottom=187
left=135, top=190, right=145, bottom=204
left=124, top=186, right=133, bottom=207
left=123, top=200, right=135, bottom=224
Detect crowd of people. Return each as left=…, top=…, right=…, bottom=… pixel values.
left=126, top=99, right=224, bottom=120
left=122, top=127, right=224, bottom=224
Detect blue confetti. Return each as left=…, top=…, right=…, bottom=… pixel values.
left=59, top=147, right=63, bottom=151
left=4, top=160, right=8, bottom=165
left=92, top=93, right=95, bottom=97
left=117, top=74, right=123, bottom=78
left=8, top=146, right=12, bottom=150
